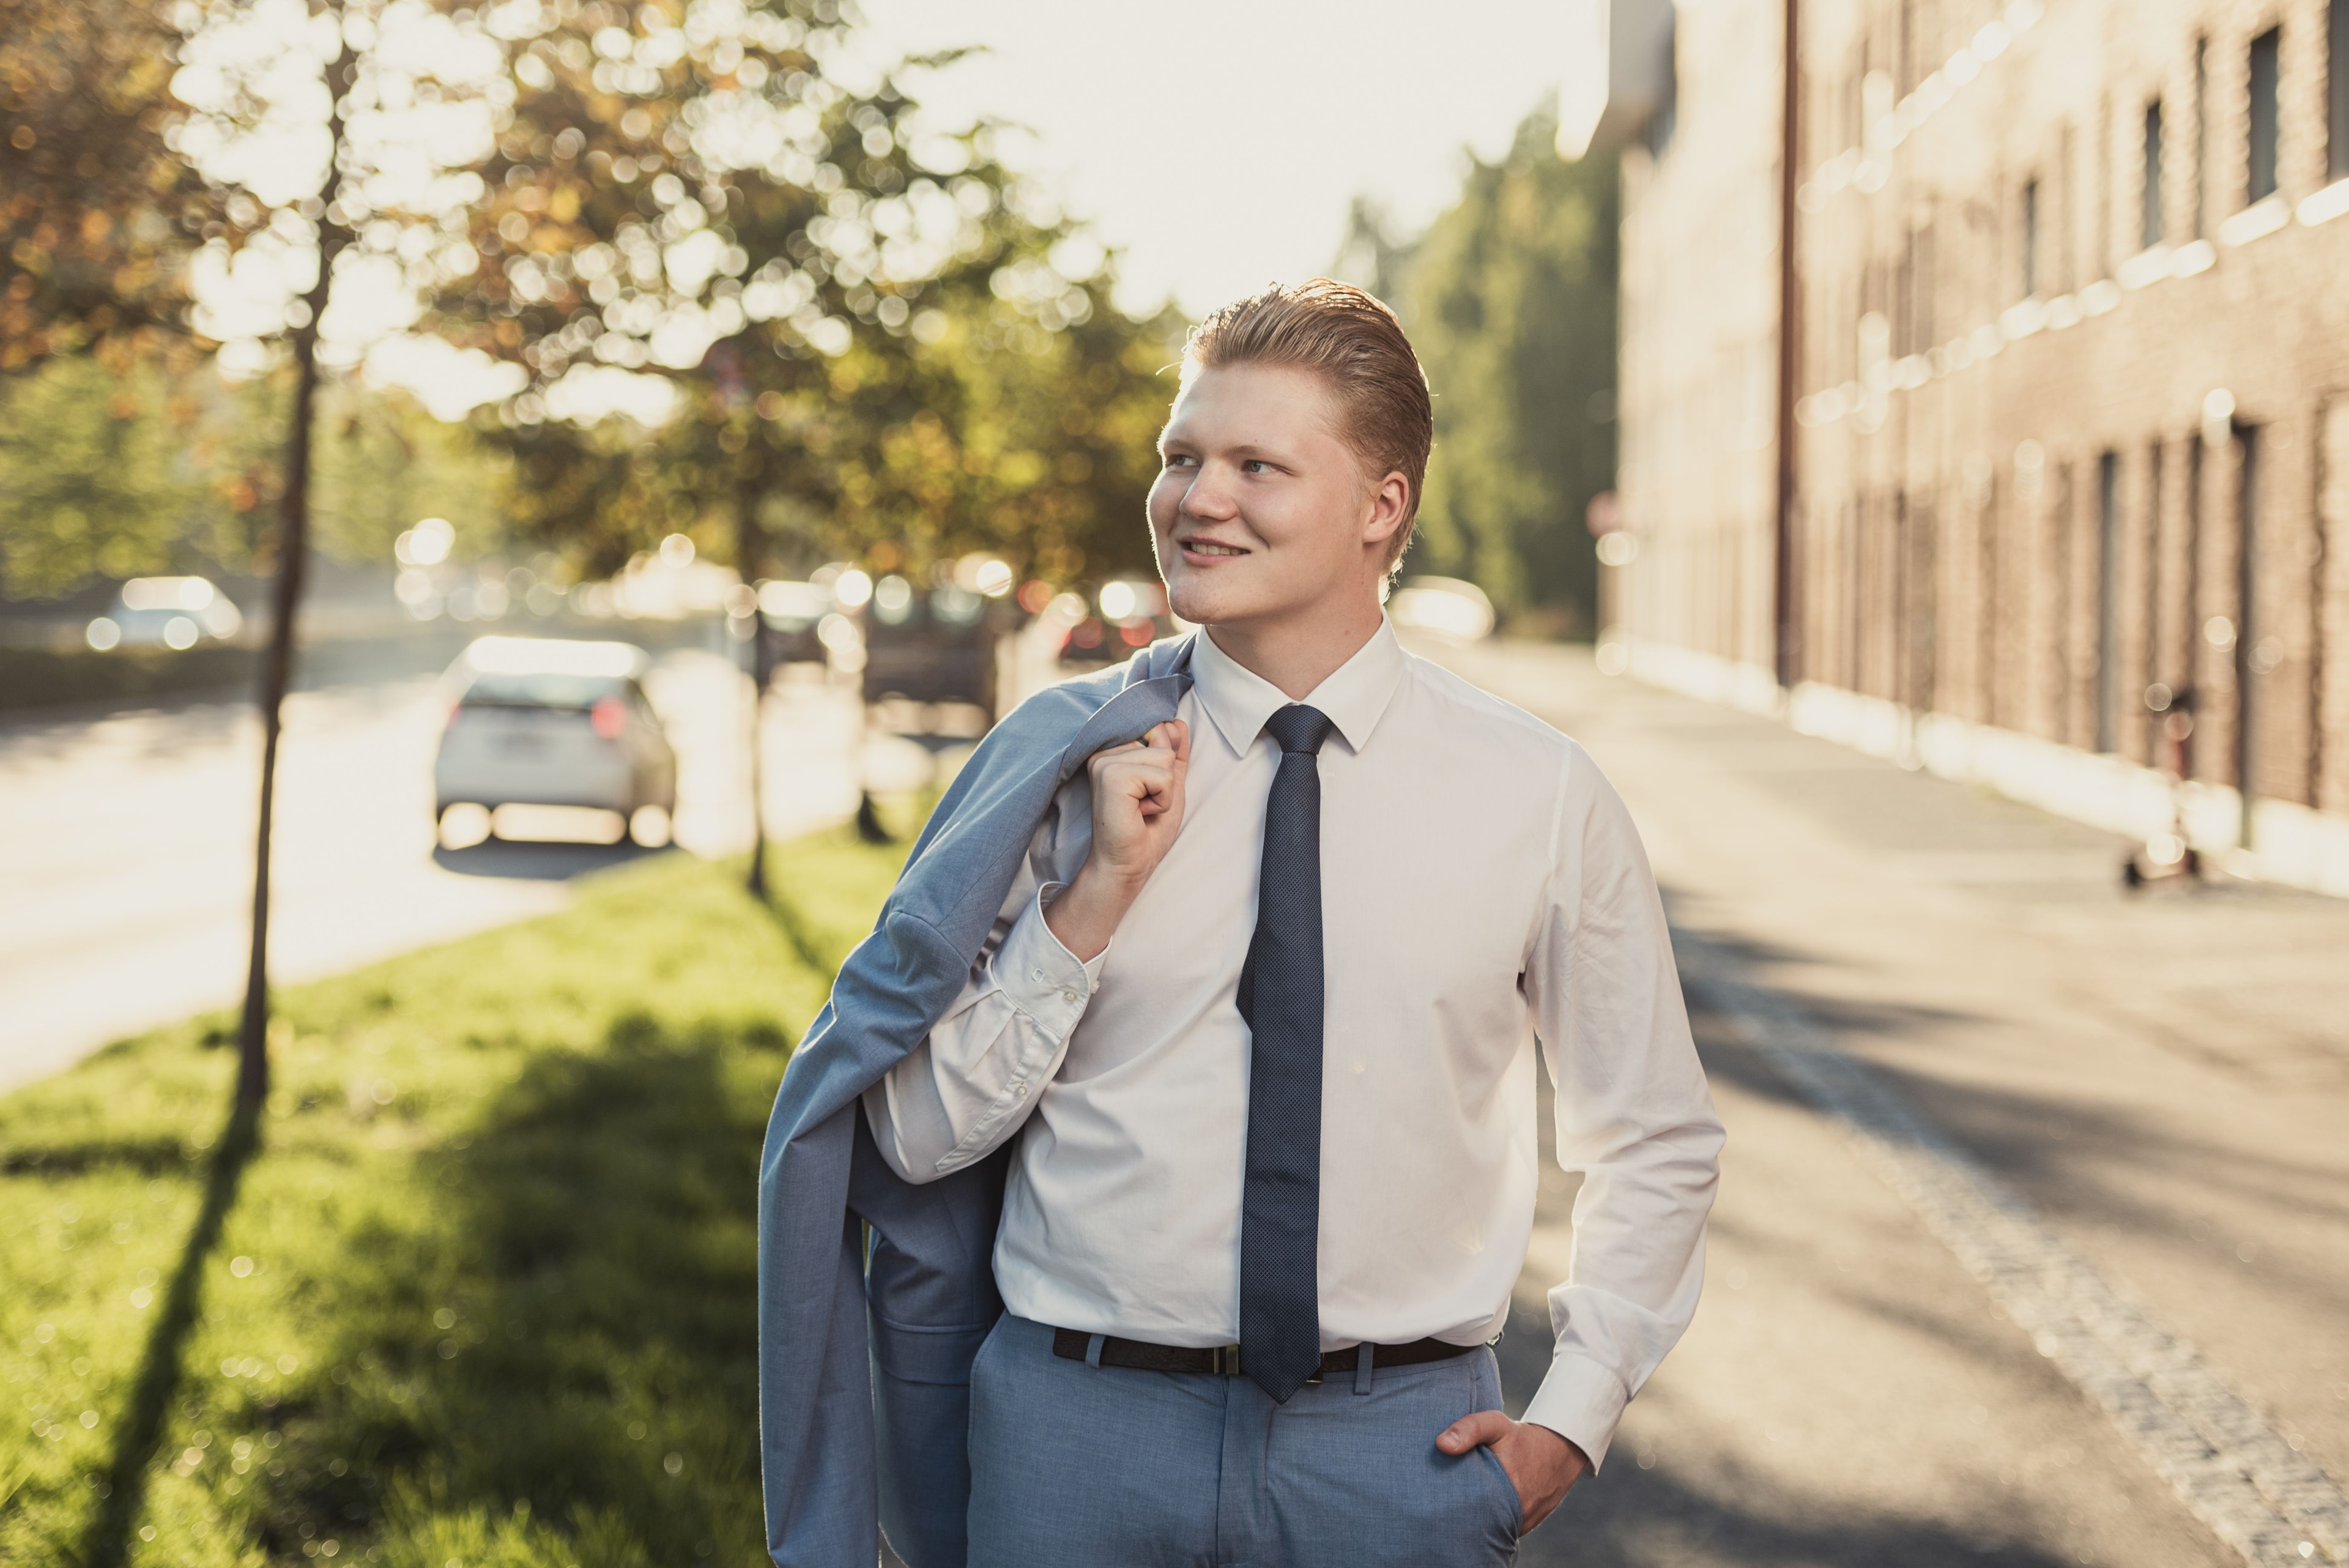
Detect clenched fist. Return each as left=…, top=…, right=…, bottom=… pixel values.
left=1043, top=719, right=1189, bottom=961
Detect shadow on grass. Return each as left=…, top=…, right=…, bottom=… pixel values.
left=80, top=1098, right=262, bottom=1568
left=752, top=828, right=908, bottom=980
left=758, top=874, right=834, bottom=982
left=1, top=1135, right=193, bottom=1178
left=261, top=1011, right=788, bottom=1566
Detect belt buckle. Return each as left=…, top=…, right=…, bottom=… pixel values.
left=1211, top=1344, right=1242, bottom=1377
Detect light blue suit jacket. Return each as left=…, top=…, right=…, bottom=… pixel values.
left=757, top=636, right=1197, bottom=1567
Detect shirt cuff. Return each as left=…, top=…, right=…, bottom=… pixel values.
left=994, top=883, right=1107, bottom=1038
left=1521, top=1351, right=1630, bottom=1472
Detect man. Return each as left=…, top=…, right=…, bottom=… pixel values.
left=759, top=280, right=1721, bottom=1567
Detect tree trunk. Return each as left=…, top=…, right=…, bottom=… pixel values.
left=1773, top=0, right=1803, bottom=687
left=236, top=28, right=355, bottom=1112
left=738, top=481, right=775, bottom=897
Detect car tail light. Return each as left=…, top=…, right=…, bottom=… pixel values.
left=590, top=697, right=626, bottom=740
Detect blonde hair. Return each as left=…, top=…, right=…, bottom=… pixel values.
left=1181, top=278, right=1433, bottom=567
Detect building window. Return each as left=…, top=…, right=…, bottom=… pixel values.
left=2143, top=440, right=2165, bottom=767
left=2331, top=0, right=2348, bottom=179
left=2022, top=178, right=2042, bottom=297
left=1644, top=9, right=1679, bottom=158
left=2096, top=452, right=2122, bottom=754
left=2098, top=94, right=2115, bottom=276
left=2060, top=121, right=2079, bottom=291
left=1910, top=223, right=1935, bottom=354
left=2142, top=101, right=2165, bottom=247
left=2233, top=425, right=2263, bottom=820
left=2194, top=36, right=2210, bottom=234
left=2249, top=27, right=2282, bottom=203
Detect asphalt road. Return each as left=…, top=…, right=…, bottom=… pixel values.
left=0, top=633, right=934, bottom=1096
left=1428, top=638, right=2349, bottom=1568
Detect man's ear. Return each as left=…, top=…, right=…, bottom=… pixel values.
left=1360, top=469, right=1411, bottom=550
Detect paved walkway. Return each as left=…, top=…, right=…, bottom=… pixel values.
left=1423, top=637, right=2349, bottom=1568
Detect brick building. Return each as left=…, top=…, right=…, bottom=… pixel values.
left=1594, top=0, right=2349, bottom=891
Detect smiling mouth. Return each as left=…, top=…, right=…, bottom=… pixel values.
left=1181, top=540, right=1249, bottom=558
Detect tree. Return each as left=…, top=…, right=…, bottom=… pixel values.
left=0, top=0, right=215, bottom=370
left=0, top=353, right=507, bottom=600
left=218, top=13, right=358, bottom=1110
left=154, top=0, right=521, bottom=1106
left=1343, top=108, right=1619, bottom=635
left=0, top=355, right=210, bottom=593
left=308, top=381, right=515, bottom=563
left=429, top=0, right=1178, bottom=885
left=434, top=0, right=1175, bottom=585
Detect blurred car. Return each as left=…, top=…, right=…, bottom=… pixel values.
left=860, top=574, right=1001, bottom=707
left=84, top=577, right=243, bottom=651
left=1057, top=579, right=1175, bottom=669
left=1386, top=576, right=1496, bottom=643
left=755, top=579, right=834, bottom=667
left=433, top=637, right=676, bottom=847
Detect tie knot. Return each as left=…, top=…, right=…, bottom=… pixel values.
left=1263, top=704, right=1335, bottom=756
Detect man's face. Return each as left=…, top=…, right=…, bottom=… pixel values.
left=1146, top=363, right=1400, bottom=628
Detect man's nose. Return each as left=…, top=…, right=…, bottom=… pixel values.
left=1178, top=464, right=1241, bottom=521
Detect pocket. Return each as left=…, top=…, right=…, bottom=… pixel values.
left=965, top=1315, right=1011, bottom=1406
left=1473, top=1443, right=1525, bottom=1540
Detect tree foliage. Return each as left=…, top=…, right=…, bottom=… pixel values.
left=306, top=384, right=516, bottom=564
left=5, top=0, right=1181, bottom=600
left=435, top=0, right=1178, bottom=585
left=0, top=356, right=207, bottom=593
left=1345, top=109, right=1618, bottom=633
left=0, top=0, right=218, bottom=370
left=0, top=353, right=510, bottom=596
left=1, top=0, right=522, bottom=600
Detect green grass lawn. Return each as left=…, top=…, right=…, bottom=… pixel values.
left=0, top=819, right=914, bottom=1568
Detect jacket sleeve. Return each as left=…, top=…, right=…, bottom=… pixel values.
left=861, top=839, right=1108, bottom=1183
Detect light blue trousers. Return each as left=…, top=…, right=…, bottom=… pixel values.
left=965, top=1315, right=1523, bottom=1567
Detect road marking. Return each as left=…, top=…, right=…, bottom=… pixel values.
left=1683, top=949, right=2349, bottom=1568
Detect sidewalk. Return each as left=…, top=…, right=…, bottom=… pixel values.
left=1420, top=637, right=2349, bottom=1567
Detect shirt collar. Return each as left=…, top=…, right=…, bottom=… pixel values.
left=1187, top=617, right=1406, bottom=757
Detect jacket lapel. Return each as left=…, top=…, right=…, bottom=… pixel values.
left=1043, top=640, right=1197, bottom=881
left=1055, top=636, right=1197, bottom=786
left=1054, top=674, right=1190, bottom=785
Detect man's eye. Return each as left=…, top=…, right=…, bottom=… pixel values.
left=1241, top=459, right=1271, bottom=474
left=1163, top=453, right=1195, bottom=468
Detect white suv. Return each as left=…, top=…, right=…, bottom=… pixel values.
left=433, top=637, right=677, bottom=848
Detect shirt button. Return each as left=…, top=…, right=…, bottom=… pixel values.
left=1061, top=990, right=1078, bottom=1005
left=1014, top=1083, right=1030, bottom=1099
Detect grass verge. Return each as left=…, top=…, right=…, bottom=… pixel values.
left=0, top=817, right=914, bottom=1567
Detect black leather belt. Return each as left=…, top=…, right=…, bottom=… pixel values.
left=1050, top=1327, right=1480, bottom=1381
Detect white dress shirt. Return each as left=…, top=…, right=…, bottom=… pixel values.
left=863, top=620, right=1722, bottom=1467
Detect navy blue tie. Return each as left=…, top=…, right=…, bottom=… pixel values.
left=1236, top=703, right=1336, bottom=1402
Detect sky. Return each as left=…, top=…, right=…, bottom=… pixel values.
left=855, top=0, right=1596, bottom=318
